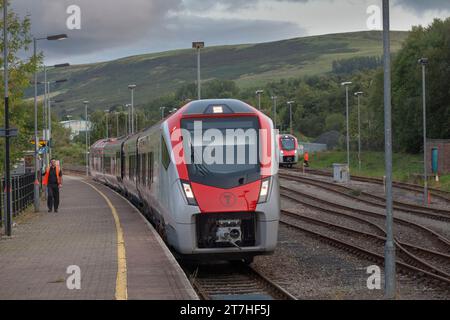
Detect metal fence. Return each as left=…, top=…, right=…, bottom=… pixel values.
left=0, top=173, right=35, bottom=227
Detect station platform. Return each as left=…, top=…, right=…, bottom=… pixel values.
left=0, top=175, right=198, bottom=300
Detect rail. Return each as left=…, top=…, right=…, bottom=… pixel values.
left=0, top=173, right=35, bottom=226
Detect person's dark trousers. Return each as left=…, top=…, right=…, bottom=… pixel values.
left=47, top=184, right=60, bottom=212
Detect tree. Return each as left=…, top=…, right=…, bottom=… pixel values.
left=390, top=18, right=450, bottom=152
left=0, top=2, right=41, bottom=171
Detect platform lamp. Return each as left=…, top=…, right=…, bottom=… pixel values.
left=33, top=32, right=68, bottom=213
left=192, top=41, right=205, bottom=100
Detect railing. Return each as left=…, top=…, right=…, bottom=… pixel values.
left=0, top=173, right=35, bottom=227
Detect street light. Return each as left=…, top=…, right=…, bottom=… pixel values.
left=271, top=96, right=278, bottom=130
left=125, top=104, right=131, bottom=134
left=84, top=101, right=89, bottom=176
left=382, top=0, right=396, bottom=299
left=354, top=91, right=364, bottom=171
left=33, top=32, right=68, bottom=213
left=160, top=106, right=166, bottom=120
left=2, top=0, right=13, bottom=235
left=47, top=78, right=68, bottom=160
left=255, top=90, right=264, bottom=110
left=128, top=84, right=136, bottom=134
left=104, top=109, right=110, bottom=139
left=192, top=41, right=205, bottom=100
left=418, top=57, right=429, bottom=206
left=287, top=101, right=295, bottom=135
left=115, top=111, right=120, bottom=137
left=341, top=81, right=352, bottom=171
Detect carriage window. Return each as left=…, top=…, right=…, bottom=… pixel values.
left=116, top=151, right=121, bottom=176
left=141, top=153, right=147, bottom=185
left=161, top=137, right=170, bottom=170
left=148, top=152, right=154, bottom=185
left=104, top=156, right=111, bottom=174
left=129, top=155, right=136, bottom=179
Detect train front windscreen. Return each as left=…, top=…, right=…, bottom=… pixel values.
left=181, top=117, right=261, bottom=189
left=281, top=137, right=296, bottom=151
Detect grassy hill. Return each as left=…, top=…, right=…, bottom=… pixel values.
left=29, top=31, right=408, bottom=117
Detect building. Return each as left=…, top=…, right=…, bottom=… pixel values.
left=60, top=120, right=92, bottom=140
left=427, top=139, right=450, bottom=175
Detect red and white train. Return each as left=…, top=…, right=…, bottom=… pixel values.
left=278, top=134, right=299, bottom=168
left=90, top=99, right=280, bottom=263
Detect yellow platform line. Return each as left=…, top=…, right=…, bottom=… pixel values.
left=82, top=180, right=128, bottom=300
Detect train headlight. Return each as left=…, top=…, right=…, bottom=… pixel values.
left=258, top=178, right=271, bottom=204
left=181, top=181, right=197, bottom=206
left=280, top=150, right=284, bottom=155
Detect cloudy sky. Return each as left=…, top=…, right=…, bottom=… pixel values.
left=10, top=0, right=450, bottom=65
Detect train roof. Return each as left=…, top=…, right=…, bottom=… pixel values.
left=279, top=134, right=298, bottom=140
left=91, top=139, right=110, bottom=150
left=180, top=99, right=257, bottom=116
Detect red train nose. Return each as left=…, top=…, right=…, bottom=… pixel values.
left=191, top=180, right=262, bottom=213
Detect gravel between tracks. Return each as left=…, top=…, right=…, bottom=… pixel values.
left=253, top=222, right=450, bottom=300
left=281, top=179, right=450, bottom=253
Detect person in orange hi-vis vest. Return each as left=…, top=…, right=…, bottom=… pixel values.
left=303, top=151, right=310, bottom=168
left=42, top=158, right=63, bottom=212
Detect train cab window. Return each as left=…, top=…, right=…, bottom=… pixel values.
left=161, top=137, right=170, bottom=170
left=280, top=137, right=295, bottom=151
left=181, top=117, right=261, bottom=189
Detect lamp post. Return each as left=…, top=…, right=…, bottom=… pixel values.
left=33, top=33, right=68, bottom=213
left=123, top=111, right=128, bottom=136
left=128, top=85, right=136, bottom=134
left=354, top=91, right=364, bottom=171
left=160, top=106, right=166, bottom=120
left=3, top=0, right=12, bottom=235
left=104, top=110, right=110, bottom=139
left=47, top=78, right=67, bottom=160
left=135, top=112, right=138, bottom=132
left=192, top=42, right=204, bottom=100
left=287, top=101, right=295, bottom=135
left=84, top=101, right=89, bottom=176
left=382, top=0, right=396, bottom=299
left=125, top=104, right=131, bottom=134
left=418, top=58, right=429, bottom=206
left=271, top=96, right=277, bottom=130
left=115, top=111, right=120, bottom=137
left=341, top=81, right=352, bottom=171
left=256, top=90, right=264, bottom=110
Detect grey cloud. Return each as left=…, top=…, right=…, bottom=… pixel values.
left=154, top=15, right=304, bottom=47
left=10, top=0, right=304, bottom=62
left=394, top=0, right=450, bottom=12
left=11, top=0, right=182, bottom=57
left=181, top=0, right=309, bottom=12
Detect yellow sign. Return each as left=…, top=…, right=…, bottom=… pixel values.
left=30, top=139, right=47, bottom=147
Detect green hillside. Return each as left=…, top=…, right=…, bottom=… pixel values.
left=30, top=31, right=408, bottom=116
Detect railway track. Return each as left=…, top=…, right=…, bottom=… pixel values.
left=301, top=168, right=450, bottom=203
left=279, top=186, right=450, bottom=289
left=280, top=186, right=450, bottom=250
left=184, top=263, right=297, bottom=300
left=279, top=172, right=450, bottom=222
left=279, top=216, right=450, bottom=289
left=281, top=209, right=450, bottom=278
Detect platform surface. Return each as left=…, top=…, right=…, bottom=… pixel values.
left=0, top=176, right=198, bottom=300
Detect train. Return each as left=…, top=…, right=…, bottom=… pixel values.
left=278, top=134, right=299, bottom=168
left=90, top=99, right=280, bottom=264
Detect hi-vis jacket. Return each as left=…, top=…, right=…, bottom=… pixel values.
left=42, top=166, right=62, bottom=186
